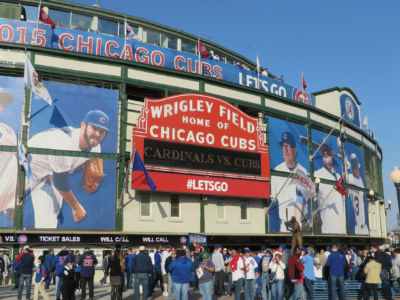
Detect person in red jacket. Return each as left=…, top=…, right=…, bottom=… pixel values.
left=288, top=247, right=305, bottom=300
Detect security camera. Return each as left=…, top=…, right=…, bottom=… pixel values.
left=202, top=196, right=208, bottom=201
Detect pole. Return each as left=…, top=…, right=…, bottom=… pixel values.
left=395, top=182, right=400, bottom=220
left=35, top=0, right=41, bottom=45
left=257, top=53, right=260, bottom=89
left=309, top=114, right=345, bottom=162
left=124, top=17, right=127, bottom=60
left=117, top=143, right=135, bottom=208
left=198, top=36, right=201, bottom=75
left=265, top=164, right=298, bottom=215
left=15, top=133, right=20, bottom=206
left=312, top=185, right=337, bottom=217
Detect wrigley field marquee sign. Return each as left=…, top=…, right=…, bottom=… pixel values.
left=132, top=93, right=270, bottom=197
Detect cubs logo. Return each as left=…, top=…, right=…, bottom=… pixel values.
left=100, top=117, right=105, bottom=124
left=36, top=268, right=40, bottom=273
left=40, top=11, right=49, bottom=21
left=345, top=98, right=354, bottom=121
left=294, top=90, right=309, bottom=104
left=200, top=45, right=207, bottom=53
left=180, top=236, right=187, bottom=244
left=127, top=27, right=132, bottom=33
left=18, top=235, right=28, bottom=244
left=283, top=133, right=287, bottom=140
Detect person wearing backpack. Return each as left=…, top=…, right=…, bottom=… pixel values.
left=33, top=255, right=51, bottom=300
left=258, top=249, right=272, bottom=300
left=349, top=247, right=360, bottom=280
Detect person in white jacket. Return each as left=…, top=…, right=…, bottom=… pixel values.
left=269, top=254, right=286, bottom=300
left=392, top=249, right=400, bottom=286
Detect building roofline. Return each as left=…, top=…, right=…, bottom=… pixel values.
left=312, top=86, right=361, bottom=105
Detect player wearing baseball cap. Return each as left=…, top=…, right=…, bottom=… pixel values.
left=314, top=136, right=345, bottom=234
left=270, top=131, right=310, bottom=233
left=346, top=153, right=368, bottom=235
left=25, top=109, right=112, bottom=228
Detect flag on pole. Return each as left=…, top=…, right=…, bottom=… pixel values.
left=256, top=54, right=260, bottom=89
left=132, top=149, right=156, bottom=191
left=18, top=139, right=33, bottom=187
left=302, top=73, right=307, bottom=90
left=39, top=8, right=55, bottom=29
left=334, top=175, right=347, bottom=196
left=340, top=120, right=347, bottom=142
left=363, top=115, right=368, bottom=131
left=256, top=55, right=260, bottom=73
left=198, top=41, right=208, bottom=59
left=24, top=56, right=52, bottom=105
left=126, top=22, right=139, bottom=41
left=288, top=168, right=316, bottom=200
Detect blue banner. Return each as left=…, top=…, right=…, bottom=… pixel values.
left=188, top=233, right=207, bottom=246
left=0, top=19, right=315, bottom=105
left=340, top=94, right=360, bottom=127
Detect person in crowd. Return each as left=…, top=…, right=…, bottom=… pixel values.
left=258, top=248, right=272, bottom=300
left=119, top=251, right=127, bottom=300
left=314, top=257, right=323, bottom=281
left=13, top=253, right=20, bottom=289
left=262, top=68, right=268, bottom=77
left=391, top=248, right=400, bottom=286
left=33, top=255, right=51, bottom=300
left=17, top=245, right=35, bottom=300
left=51, top=247, right=71, bottom=300
left=244, top=249, right=258, bottom=300
left=226, top=249, right=236, bottom=298
left=326, top=245, right=347, bottom=300
left=62, top=258, right=76, bottom=300
left=229, top=248, right=246, bottom=300
left=168, top=249, right=195, bottom=300
left=161, top=245, right=172, bottom=297
left=151, top=245, right=163, bottom=295
left=188, top=247, right=200, bottom=289
left=301, top=249, right=315, bottom=300
left=231, top=60, right=237, bottom=66
left=149, top=250, right=155, bottom=265
left=132, top=246, right=153, bottom=300
left=349, top=247, right=360, bottom=280
left=370, top=245, right=391, bottom=298
left=363, top=255, right=381, bottom=300
left=77, top=246, right=98, bottom=300
left=0, top=253, right=4, bottom=285
left=269, top=253, right=286, bottom=300
left=213, top=244, right=225, bottom=296
left=165, top=247, right=178, bottom=300
left=197, top=252, right=215, bottom=300
left=1, top=252, right=10, bottom=285
left=278, top=245, right=293, bottom=299
left=223, top=248, right=230, bottom=291
left=213, top=54, right=220, bottom=61
left=279, top=75, right=284, bottom=83
left=315, top=250, right=327, bottom=279
left=74, top=253, right=81, bottom=292
left=108, top=250, right=123, bottom=300
left=325, top=247, right=331, bottom=257
left=274, top=75, right=278, bottom=80
left=125, top=248, right=136, bottom=291
left=288, top=247, right=305, bottom=300
left=44, top=249, right=54, bottom=289
left=100, top=252, right=111, bottom=286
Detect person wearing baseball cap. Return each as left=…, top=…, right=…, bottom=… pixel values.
left=61, top=258, right=76, bottom=300
left=288, top=247, right=306, bottom=300
left=77, top=246, right=98, bottom=300
left=168, top=249, right=195, bottom=300
left=258, top=248, right=272, bottom=300
left=243, top=249, right=257, bottom=300
left=43, top=249, right=54, bottom=289
left=16, top=245, right=35, bottom=300
left=326, top=245, right=347, bottom=300
left=132, top=246, right=153, bottom=300
left=197, top=252, right=215, bottom=300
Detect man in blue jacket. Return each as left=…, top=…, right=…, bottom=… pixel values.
left=301, top=248, right=315, bottom=300
left=168, top=249, right=195, bottom=300
left=16, top=245, right=34, bottom=300
left=124, top=248, right=136, bottom=291
left=51, top=249, right=69, bottom=300
left=77, top=246, right=98, bottom=300
left=326, top=245, right=347, bottom=300
left=44, top=249, right=54, bottom=289
left=132, top=246, right=153, bottom=300
left=12, top=253, right=20, bottom=289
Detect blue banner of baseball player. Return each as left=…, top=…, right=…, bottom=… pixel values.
left=23, top=155, right=116, bottom=229
left=29, top=81, right=119, bottom=154
left=0, top=19, right=315, bottom=105
left=0, top=76, right=24, bottom=228
left=268, top=117, right=312, bottom=233
left=311, top=129, right=346, bottom=234
left=340, top=94, right=360, bottom=128
left=344, top=142, right=368, bottom=235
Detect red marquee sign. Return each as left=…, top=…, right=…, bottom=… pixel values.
left=132, top=93, right=270, bottom=198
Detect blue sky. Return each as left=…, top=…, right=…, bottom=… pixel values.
left=70, top=0, right=399, bottom=231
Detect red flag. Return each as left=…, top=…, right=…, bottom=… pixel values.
left=302, top=73, right=307, bottom=90
left=334, top=175, right=347, bottom=196
left=39, top=8, right=55, bottom=30
left=198, top=41, right=208, bottom=60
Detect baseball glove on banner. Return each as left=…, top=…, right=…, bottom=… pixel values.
left=79, top=158, right=105, bottom=193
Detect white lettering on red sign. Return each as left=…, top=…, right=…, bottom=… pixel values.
left=186, top=179, right=228, bottom=192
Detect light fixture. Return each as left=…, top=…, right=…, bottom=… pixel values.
left=315, top=177, right=321, bottom=184
left=388, top=199, right=392, bottom=211
left=391, top=166, right=400, bottom=183
left=369, top=189, right=374, bottom=196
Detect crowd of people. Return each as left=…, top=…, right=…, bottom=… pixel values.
left=2, top=242, right=399, bottom=300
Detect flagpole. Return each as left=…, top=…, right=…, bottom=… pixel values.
left=257, top=53, right=260, bottom=89
left=198, top=36, right=201, bottom=75
left=265, top=164, right=299, bottom=215
left=15, top=133, right=21, bottom=207
left=309, top=114, right=345, bottom=162
left=35, top=0, right=41, bottom=45
left=117, top=143, right=135, bottom=208
left=124, top=17, right=127, bottom=60
left=302, top=71, right=304, bottom=95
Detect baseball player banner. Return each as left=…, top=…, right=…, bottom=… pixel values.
left=0, top=19, right=315, bottom=105
left=28, top=81, right=119, bottom=154
left=0, top=151, right=18, bottom=228
left=23, top=154, right=117, bottom=229
left=269, top=175, right=313, bottom=234
left=268, top=116, right=310, bottom=173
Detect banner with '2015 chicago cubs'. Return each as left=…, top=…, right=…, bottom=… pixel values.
left=0, top=18, right=315, bottom=105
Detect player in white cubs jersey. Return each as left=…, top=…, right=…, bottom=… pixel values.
left=314, top=138, right=346, bottom=234
left=26, top=110, right=110, bottom=228
left=0, top=90, right=18, bottom=217
left=270, top=131, right=310, bottom=232
left=347, top=153, right=368, bottom=234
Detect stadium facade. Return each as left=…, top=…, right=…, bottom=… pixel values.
left=0, top=0, right=389, bottom=281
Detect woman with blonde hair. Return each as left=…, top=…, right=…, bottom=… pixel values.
left=108, top=250, right=123, bottom=300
